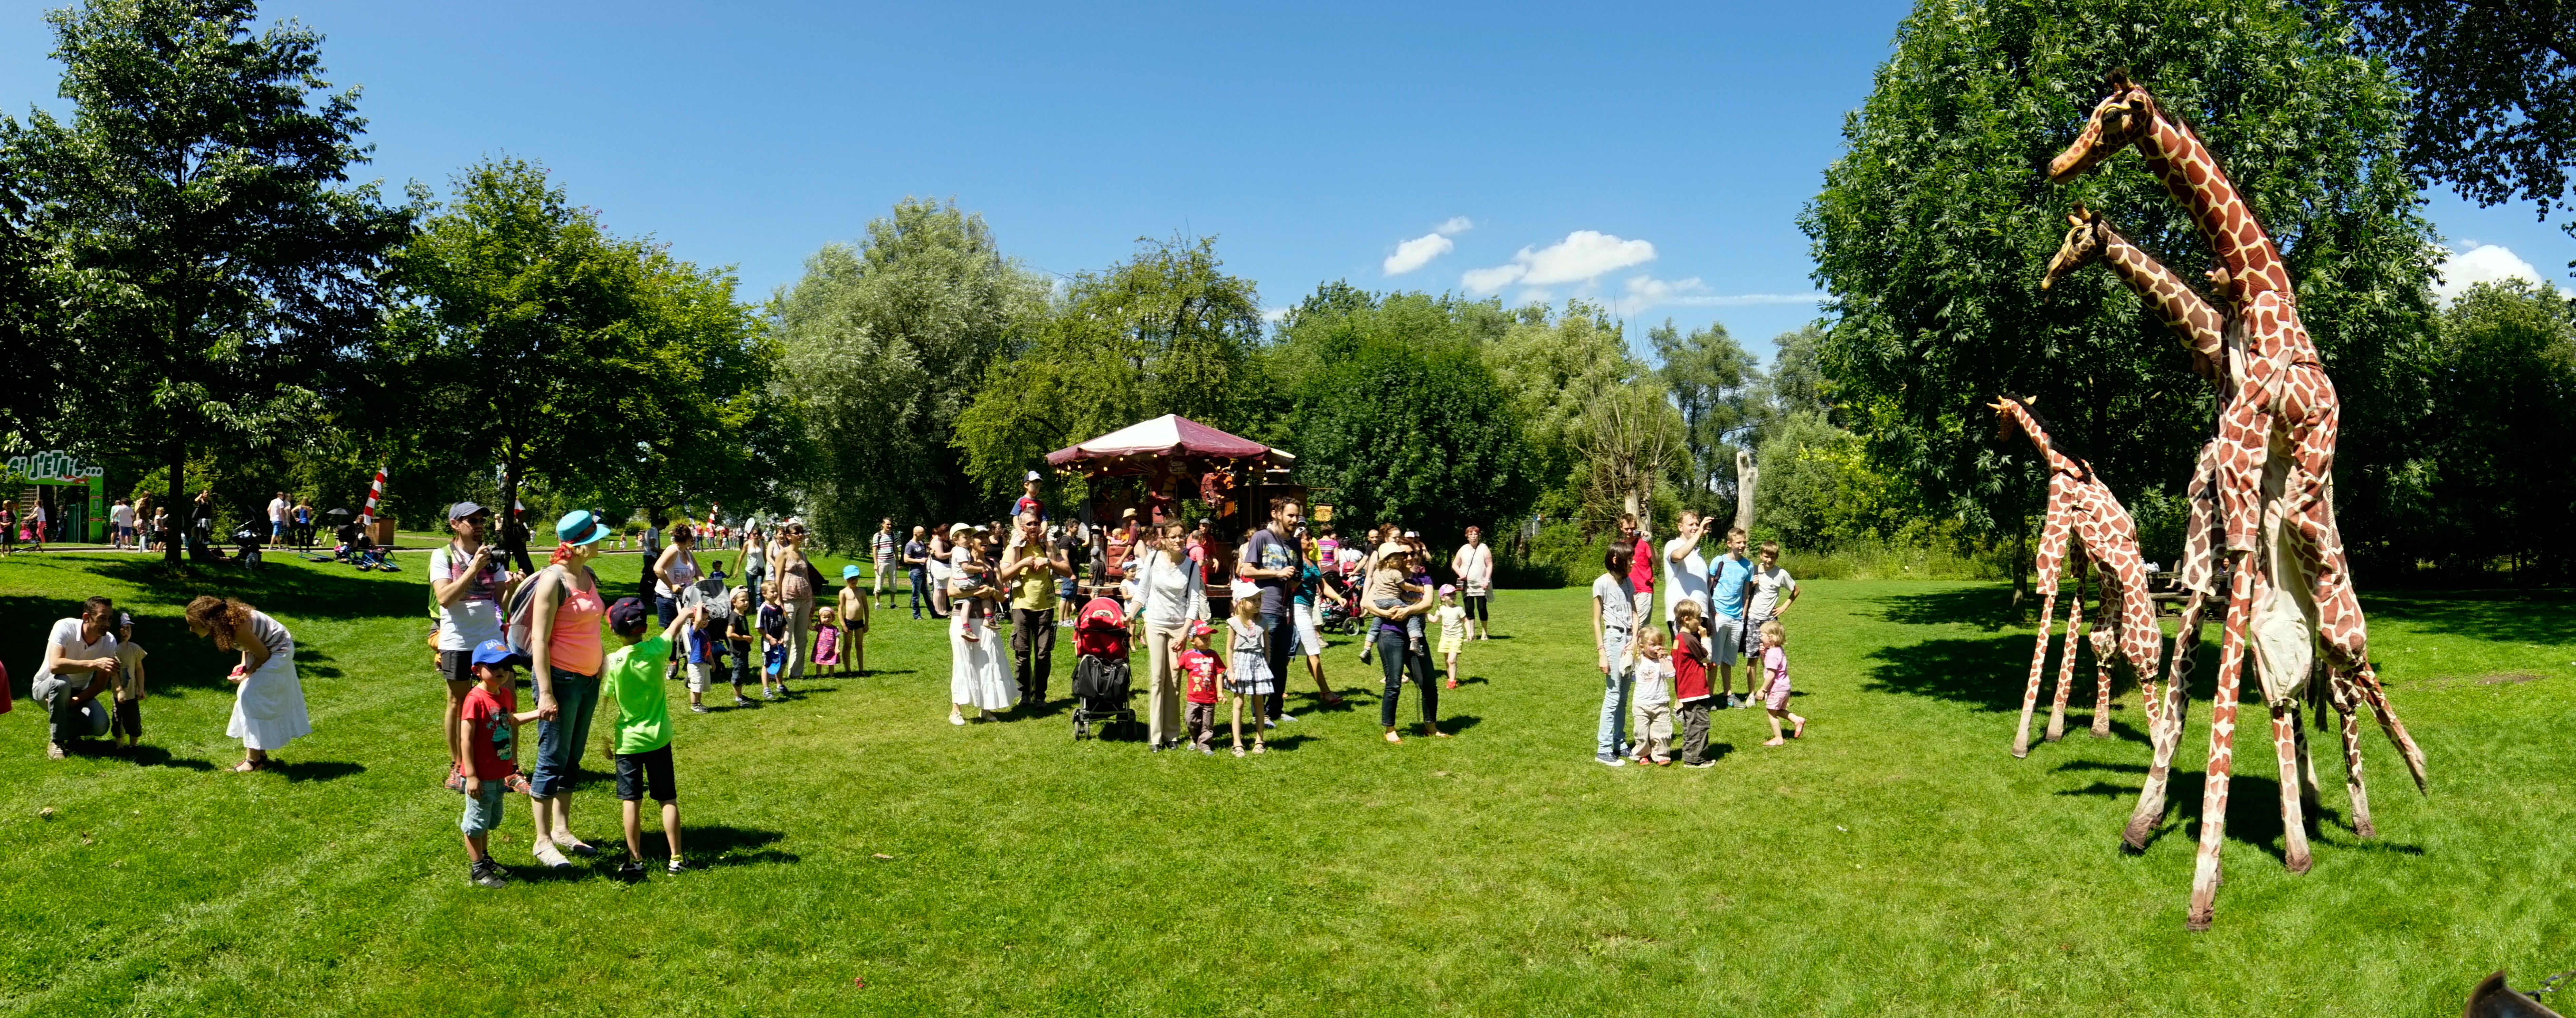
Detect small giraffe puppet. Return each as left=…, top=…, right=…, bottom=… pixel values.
left=2050, top=68, right=2425, bottom=931
left=1992, top=395, right=2164, bottom=758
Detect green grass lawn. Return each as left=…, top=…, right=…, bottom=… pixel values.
left=1, top=550, right=2571, bottom=1016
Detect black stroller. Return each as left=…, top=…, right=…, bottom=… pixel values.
left=1070, top=596, right=1135, bottom=741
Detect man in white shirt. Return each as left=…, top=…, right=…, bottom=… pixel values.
left=35, top=597, right=120, bottom=758
left=267, top=491, right=291, bottom=546
left=1662, top=511, right=1711, bottom=637
left=109, top=498, right=136, bottom=550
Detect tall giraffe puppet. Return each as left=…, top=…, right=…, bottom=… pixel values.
left=1994, top=395, right=2163, bottom=757
left=2050, top=70, right=2426, bottom=930
left=2043, top=205, right=2389, bottom=853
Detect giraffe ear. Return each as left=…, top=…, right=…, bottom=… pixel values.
left=2023, top=395, right=2039, bottom=405
left=2067, top=212, right=2086, bottom=228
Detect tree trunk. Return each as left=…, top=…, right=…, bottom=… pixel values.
left=160, top=435, right=186, bottom=568
left=500, top=440, right=524, bottom=567
left=1731, top=446, right=1759, bottom=535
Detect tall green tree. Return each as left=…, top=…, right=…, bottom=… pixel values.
left=1483, top=301, right=1649, bottom=524
left=1803, top=0, right=2439, bottom=575
left=2340, top=0, right=2576, bottom=255
left=2421, top=279, right=2576, bottom=577
left=774, top=199, right=1043, bottom=549
left=4, top=0, right=413, bottom=564
left=953, top=234, right=1261, bottom=503
left=391, top=157, right=778, bottom=549
left=1268, top=287, right=1534, bottom=541
left=1651, top=318, right=1761, bottom=514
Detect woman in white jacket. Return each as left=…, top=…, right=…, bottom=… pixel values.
left=1124, top=521, right=1207, bottom=752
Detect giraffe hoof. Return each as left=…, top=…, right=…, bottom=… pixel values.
left=2186, top=912, right=2213, bottom=932
left=2354, top=820, right=2377, bottom=840
left=2286, top=853, right=2311, bottom=875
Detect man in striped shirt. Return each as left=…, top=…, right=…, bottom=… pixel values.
left=870, top=518, right=898, bottom=608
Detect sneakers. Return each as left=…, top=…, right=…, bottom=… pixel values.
left=689, top=703, right=711, bottom=714
left=1685, top=760, right=1716, bottom=769
left=734, top=695, right=757, bottom=708
left=532, top=840, right=572, bottom=868
left=1595, top=753, right=1626, bottom=767
left=666, top=859, right=691, bottom=875
left=46, top=742, right=65, bottom=760
left=617, top=861, right=646, bottom=882
left=1276, top=712, right=1296, bottom=723
left=469, top=858, right=509, bottom=888
left=556, top=835, right=599, bottom=857
left=762, top=690, right=781, bottom=701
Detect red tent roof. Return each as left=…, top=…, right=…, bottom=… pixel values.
left=1044, top=414, right=1290, bottom=467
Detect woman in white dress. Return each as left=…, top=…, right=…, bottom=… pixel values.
left=946, top=527, right=1016, bottom=724
left=185, top=596, right=311, bottom=772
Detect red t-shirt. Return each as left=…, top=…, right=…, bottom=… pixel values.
left=1014, top=495, right=1043, bottom=520
left=1672, top=630, right=1711, bottom=702
left=1628, top=535, right=1656, bottom=593
left=461, top=684, right=520, bottom=780
left=1179, top=648, right=1223, bottom=704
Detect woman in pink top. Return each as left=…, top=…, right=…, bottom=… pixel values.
left=524, top=508, right=612, bottom=868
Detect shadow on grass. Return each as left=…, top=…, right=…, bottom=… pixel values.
left=1440, top=714, right=1484, bottom=734
left=122, top=744, right=218, bottom=771
left=271, top=760, right=366, bottom=783
left=1260, top=733, right=1315, bottom=751
left=1874, top=585, right=2027, bottom=631
left=1861, top=634, right=2041, bottom=713
left=2362, top=589, right=2576, bottom=646
left=692, top=825, right=797, bottom=867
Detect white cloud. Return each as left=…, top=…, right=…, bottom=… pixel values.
left=1460, top=230, right=1658, bottom=293
left=1515, top=288, right=1556, bottom=306
left=1380, top=217, right=1477, bottom=276
left=1261, top=306, right=1293, bottom=324
left=1612, top=273, right=1828, bottom=315
left=2434, top=242, right=2542, bottom=303
left=1382, top=233, right=1455, bottom=276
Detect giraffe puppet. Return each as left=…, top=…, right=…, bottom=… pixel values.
left=2041, top=205, right=2387, bottom=854
left=2049, top=69, right=2426, bottom=930
left=1994, top=395, right=2164, bottom=757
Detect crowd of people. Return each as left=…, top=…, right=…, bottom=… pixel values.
left=27, top=472, right=1815, bottom=887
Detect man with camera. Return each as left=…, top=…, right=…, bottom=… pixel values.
left=999, top=510, right=1071, bottom=709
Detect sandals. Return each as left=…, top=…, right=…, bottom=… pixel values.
left=1252, top=742, right=1266, bottom=754
left=232, top=758, right=269, bottom=773
left=1232, top=746, right=1247, bottom=758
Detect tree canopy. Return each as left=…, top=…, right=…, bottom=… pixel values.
left=2341, top=0, right=2576, bottom=255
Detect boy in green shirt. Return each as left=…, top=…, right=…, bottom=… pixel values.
left=603, top=596, right=699, bottom=880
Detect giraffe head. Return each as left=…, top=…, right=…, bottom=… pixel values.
left=2047, top=69, right=2158, bottom=183
left=1990, top=394, right=2048, bottom=448
left=2041, top=203, right=2108, bottom=290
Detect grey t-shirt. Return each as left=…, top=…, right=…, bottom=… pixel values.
left=1591, top=573, right=1635, bottom=634
left=1748, top=566, right=1797, bottom=619
left=1244, top=528, right=1297, bottom=617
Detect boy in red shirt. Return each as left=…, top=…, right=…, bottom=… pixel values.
left=457, top=639, right=539, bottom=888
left=1178, top=622, right=1225, bottom=755
left=1672, top=601, right=1717, bottom=768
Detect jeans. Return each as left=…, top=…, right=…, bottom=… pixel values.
left=1376, top=628, right=1437, bottom=728
left=1260, top=609, right=1294, bottom=718
left=528, top=671, right=599, bottom=799
left=34, top=675, right=110, bottom=745
left=1011, top=606, right=1055, bottom=702
left=1597, top=629, right=1633, bottom=758
left=908, top=568, right=931, bottom=618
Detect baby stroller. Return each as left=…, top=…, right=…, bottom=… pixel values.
left=1315, top=569, right=1361, bottom=634
left=1070, top=596, right=1135, bottom=741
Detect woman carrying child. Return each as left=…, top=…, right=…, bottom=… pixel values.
left=1368, top=542, right=1445, bottom=743
left=1224, top=598, right=1274, bottom=755
left=1755, top=619, right=1806, bottom=746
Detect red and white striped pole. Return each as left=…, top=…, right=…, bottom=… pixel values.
left=356, top=467, right=387, bottom=529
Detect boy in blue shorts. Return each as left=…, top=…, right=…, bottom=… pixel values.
left=457, top=639, right=538, bottom=889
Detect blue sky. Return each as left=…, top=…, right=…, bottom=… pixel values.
left=0, top=0, right=2566, bottom=366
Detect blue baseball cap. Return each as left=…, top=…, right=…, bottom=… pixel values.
left=841, top=564, right=862, bottom=580
left=470, top=639, right=526, bottom=668
left=554, top=509, right=610, bottom=546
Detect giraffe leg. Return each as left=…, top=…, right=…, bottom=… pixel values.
left=2188, top=560, right=2258, bottom=931
left=2271, top=699, right=2312, bottom=874
left=2014, top=589, right=2061, bottom=758
left=2089, top=620, right=2117, bottom=738
left=2125, top=591, right=2204, bottom=852
left=2295, top=703, right=2323, bottom=818
left=2048, top=564, right=2085, bottom=743
left=2214, top=384, right=2277, bottom=556
left=2295, top=496, right=2429, bottom=792
left=2332, top=677, right=2376, bottom=838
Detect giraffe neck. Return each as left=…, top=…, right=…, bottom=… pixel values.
left=2098, top=229, right=2225, bottom=360
left=2136, top=112, right=2292, bottom=298
left=2010, top=411, right=2088, bottom=478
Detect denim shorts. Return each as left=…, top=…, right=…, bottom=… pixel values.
left=460, top=781, right=507, bottom=836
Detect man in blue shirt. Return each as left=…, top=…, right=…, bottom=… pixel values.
left=1705, top=526, right=1756, bottom=708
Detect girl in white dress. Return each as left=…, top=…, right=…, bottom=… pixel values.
left=185, top=596, right=311, bottom=771
left=947, top=531, right=1016, bottom=723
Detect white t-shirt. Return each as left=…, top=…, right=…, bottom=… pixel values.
left=37, top=617, right=117, bottom=686
left=110, top=504, right=135, bottom=527
left=268, top=497, right=289, bottom=524
left=1631, top=654, right=1673, bottom=706
left=429, top=545, right=510, bottom=650
left=1748, top=565, right=1798, bottom=620
left=1662, top=536, right=1710, bottom=622
left=1590, top=573, right=1635, bottom=634
left=1452, top=543, right=1493, bottom=596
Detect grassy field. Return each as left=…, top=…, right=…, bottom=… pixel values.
left=0, top=549, right=2570, bottom=1016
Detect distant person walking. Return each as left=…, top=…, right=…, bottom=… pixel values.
left=185, top=596, right=311, bottom=772
left=1452, top=525, right=1495, bottom=640
left=1591, top=545, right=1638, bottom=767
left=267, top=491, right=291, bottom=546
left=902, top=525, right=934, bottom=620
left=109, top=497, right=136, bottom=551
left=871, top=518, right=899, bottom=609
left=26, top=498, right=47, bottom=553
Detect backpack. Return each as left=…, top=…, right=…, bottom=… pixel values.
left=501, top=564, right=570, bottom=658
